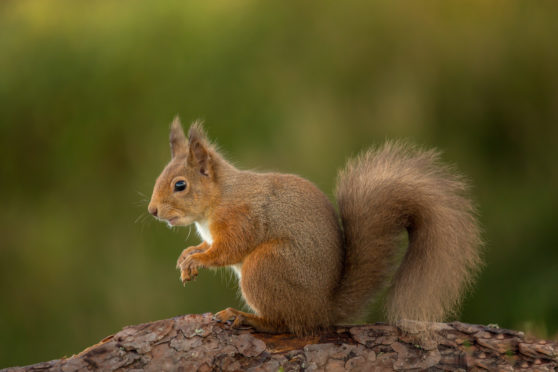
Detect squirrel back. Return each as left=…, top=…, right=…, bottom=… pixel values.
left=149, top=119, right=482, bottom=334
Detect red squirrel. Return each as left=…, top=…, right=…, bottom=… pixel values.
left=148, top=117, right=482, bottom=335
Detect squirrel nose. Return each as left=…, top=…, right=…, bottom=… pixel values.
left=148, top=205, right=158, bottom=217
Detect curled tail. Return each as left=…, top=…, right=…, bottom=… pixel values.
left=334, top=141, right=482, bottom=324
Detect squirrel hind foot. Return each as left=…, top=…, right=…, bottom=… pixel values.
left=214, top=308, right=285, bottom=334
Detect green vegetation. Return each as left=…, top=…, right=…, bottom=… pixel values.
left=1, top=0, right=558, bottom=367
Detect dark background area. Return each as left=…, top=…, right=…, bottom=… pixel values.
left=1, top=1, right=557, bottom=367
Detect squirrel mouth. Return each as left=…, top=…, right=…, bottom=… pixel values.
left=165, top=217, right=180, bottom=228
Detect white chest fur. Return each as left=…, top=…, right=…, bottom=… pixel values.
left=195, top=220, right=242, bottom=279
left=195, top=220, right=213, bottom=244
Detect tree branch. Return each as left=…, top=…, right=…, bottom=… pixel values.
left=4, top=314, right=557, bottom=371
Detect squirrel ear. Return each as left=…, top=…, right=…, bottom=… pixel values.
left=169, top=116, right=188, bottom=158
left=187, top=121, right=212, bottom=177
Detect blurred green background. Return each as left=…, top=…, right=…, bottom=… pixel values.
left=1, top=0, right=558, bottom=367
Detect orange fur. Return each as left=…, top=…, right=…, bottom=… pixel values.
left=148, top=118, right=483, bottom=335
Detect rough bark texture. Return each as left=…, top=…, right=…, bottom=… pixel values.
left=4, top=313, right=558, bottom=371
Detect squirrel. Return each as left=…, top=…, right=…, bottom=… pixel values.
left=148, top=117, right=482, bottom=335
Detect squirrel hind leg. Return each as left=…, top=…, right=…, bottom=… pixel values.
left=214, top=307, right=286, bottom=334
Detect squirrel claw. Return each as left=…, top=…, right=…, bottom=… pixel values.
left=180, top=268, right=196, bottom=283
left=180, top=271, right=194, bottom=287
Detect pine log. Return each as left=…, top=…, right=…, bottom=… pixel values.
left=4, top=313, right=557, bottom=371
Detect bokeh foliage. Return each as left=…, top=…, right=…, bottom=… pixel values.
left=1, top=0, right=558, bottom=367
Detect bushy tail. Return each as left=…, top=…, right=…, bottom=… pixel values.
left=334, top=141, right=482, bottom=324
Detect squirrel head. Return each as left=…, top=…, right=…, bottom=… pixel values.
left=148, top=117, right=221, bottom=227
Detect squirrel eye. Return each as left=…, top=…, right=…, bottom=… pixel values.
left=174, top=180, right=187, bottom=192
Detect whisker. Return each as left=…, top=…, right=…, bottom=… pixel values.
left=134, top=191, right=150, bottom=207
left=134, top=212, right=148, bottom=224
left=185, top=225, right=192, bottom=242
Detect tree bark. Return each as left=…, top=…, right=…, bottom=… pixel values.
left=4, top=313, right=557, bottom=371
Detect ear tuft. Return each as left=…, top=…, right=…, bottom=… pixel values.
left=187, top=120, right=208, bottom=144
left=169, top=116, right=188, bottom=158
left=187, top=120, right=212, bottom=177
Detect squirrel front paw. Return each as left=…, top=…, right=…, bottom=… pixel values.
left=177, top=247, right=204, bottom=284
left=176, top=246, right=204, bottom=269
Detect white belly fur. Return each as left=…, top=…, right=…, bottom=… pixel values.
left=230, top=264, right=242, bottom=279
left=195, top=220, right=242, bottom=279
